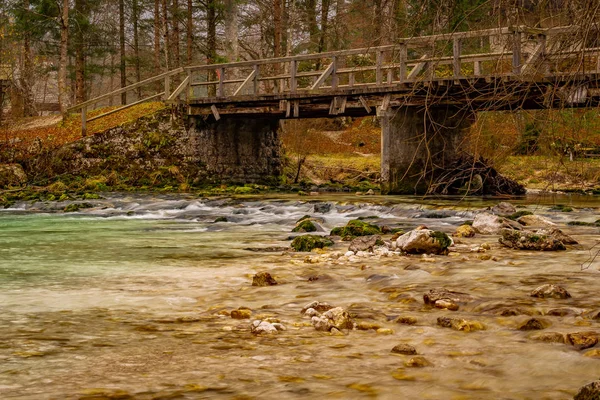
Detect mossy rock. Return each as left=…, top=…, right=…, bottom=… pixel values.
left=568, top=220, right=600, bottom=227
left=214, top=216, right=228, bottom=223
left=550, top=204, right=573, bottom=212
left=234, top=186, right=256, bottom=195
left=329, top=219, right=382, bottom=238
left=291, top=235, right=334, bottom=252
left=63, top=203, right=94, bottom=213
left=296, top=215, right=312, bottom=223
left=507, top=210, right=533, bottom=220
left=292, top=219, right=317, bottom=233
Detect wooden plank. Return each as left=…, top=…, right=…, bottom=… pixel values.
left=253, top=64, right=260, bottom=95
left=167, top=75, right=190, bottom=102
left=211, top=104, right=221, bottom=121
left=293, top=100, right=300, bottom=117
left=359, top=96, right=372, bottom=113
left=217, top=67, right=225, bottom=97
left=453, top=37, right=462, bottom=78
left=164, top=76, right=171, bottom=101
left=376, top=50, right=383, bottom=85
left=474, top=60, right=482, bottom=76
left=233, top=69, right=257, bottom=96
left=331, top=56, right=339, bottom=89
left=512, top=32, right=522, bottom=75
left=290, top=60, right=297, bottom=93
left=311, top=62, right=335, bottom=90
left=521, top=39, right=545, bottom=74
left=68, top=67, right=184, bottom=112
left=399, top=44, right=407, bottom=83
left=407, top=55, right=429, bottom=80
left=81, top=106, right=87, bottom=137
left=381, top=94, right=391, bottom=111
left=87, top=92, right=165, bottom=122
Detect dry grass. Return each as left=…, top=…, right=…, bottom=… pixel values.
left=0, top=102, right=166, bottom=158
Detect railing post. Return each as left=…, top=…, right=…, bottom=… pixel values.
left=349, top=72, right=355, bottom=87
left=164, top=75, right=171, bottom=100
left=399, top=44, right=407, bottom=83
left=538, top=33, right=548, bottom=75
left=253, top=64, right=259, bottom=95
left=376, top=50, right=383, bottom=85
left=474, top=61, right=482, bottom=76
left=512, top=29, right=522, bottom=75
left=453, top=37, right=462, bottom=78
left=332, top=56, right=338, bottom=89
left=186, top=70, right=191, bottom=101
left=81, top=106, right=87, bottom=137
left=290, top=60, right=297, bottom=93
left=218, top=67, right=224, bottom=97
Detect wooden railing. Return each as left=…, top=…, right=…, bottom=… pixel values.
left=69, top=24, right=600, bottom=133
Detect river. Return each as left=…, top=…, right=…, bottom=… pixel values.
left=0, top=193, right=599, bottom=399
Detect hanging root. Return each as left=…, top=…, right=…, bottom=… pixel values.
left=427, top=156, right=526, bottom=196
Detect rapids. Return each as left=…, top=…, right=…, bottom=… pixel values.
left=0, top=193, right=599, bottom=399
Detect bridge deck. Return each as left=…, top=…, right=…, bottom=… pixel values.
left=69, top=24, right=600, bottom=132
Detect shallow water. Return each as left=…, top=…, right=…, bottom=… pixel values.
left=1, top=193, right=599, bottom=399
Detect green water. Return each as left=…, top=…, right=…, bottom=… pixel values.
left=0, top=195, right=599, bottom=399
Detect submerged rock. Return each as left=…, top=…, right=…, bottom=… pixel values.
left=405, top=356, right=431, bottom=368
left=531, top=284, right=571, bottom=299
left=499, top=229, right=566, bottom=251
left=454, top=225, right=476, bottom=238
left=566, top=332, right=599, bottom=350
left=348, top=235, right=383, bottom=253
left=423, top=288, right=473, bottom=311
left=574, top=381, right=600, bottom=400
left=473, top=213, right=521, bottom=235
left=313, top=203, right=333, bottom=214
left=252, top=272, right=278, bottom=287
left=518, top=318, right=549, bottom=331
left=530, top=332, right=566, bottom=343
left=231, top=308, right=252, bottom=319
left=291, top=235, right=334, bottom=252
left=396, top=229, right=453, bottom=254
left=437, top=317, right=485, bottom=332
left=311, top=307, right=354, bottom=332
left=391, top=344, right=417, bottom=355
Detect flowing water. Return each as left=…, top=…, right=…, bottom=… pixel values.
left=1, top=193, right=599, bottom=399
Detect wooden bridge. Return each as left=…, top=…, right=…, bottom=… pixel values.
left=68, top=24, right=600, bottom=194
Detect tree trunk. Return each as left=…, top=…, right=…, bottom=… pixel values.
left=119, top=0, right=126, bottom=105
left=172, top=0, right=180, bottom=67
left=22, top=0, right=35, bottom=116
left=305, top=0, right=318, bottom=51
left=74, top=0, right=86, bottom=105
left=318, top=0, right=330, bottom=53
left=224, top=0, right=238, bottom=63
left=274, top=0, right=282, bottom=58
left=162, top=0, right=171, bottom=70
left=206, top=0, right=217, bottom=96
left=374, top=0, right=383, bottom=46
left=154, top=0, right=161, bottom=73
left=186, top=0, right=193, bottom=64
left=58, top=0, right=69, bottom=117
left=133, top=0, right=141, bottom=99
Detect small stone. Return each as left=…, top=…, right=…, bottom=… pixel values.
left=574, top=381, right=600, bottom=400
left=536, top=228, right=578, bottom=245
left=405, top=356, right=431, bottom=368
left=231, top=309, right=252, bottom=319
left=311, top=307, right=354, bottom=332
left=301, top=301, right=334, bottom=314
left=434, top=299, right=459, bottom=311
left=566, top=332, right=599, bottom=350
left=366, top=189, right=375, bottom=195
left=583, top=349, right=600, bottom=358
left=531, top=284, right=571, bottom=299
left=454, top=225, right=475, bottom=238
left=252, top=272, right=278, bottom=286
left=271, top=323, right=286, bottom=331
left=395, top=316, right=418, bottom=325
left=518, top=318, right=549, bottom=331
left=473, top=213, right=521, bottom=235
left=530, top=332, right=566, bottom=343
left=376, top=328, right=394, bottom=335
left=499, top=229, right=566, bottom=251
left=396, top=229, right=453, bottom=254
left=480, top=242, right=491, bottom=250
left=251, top=320, right=278, bottom=334
left=344, top=251, right=354, bottom=257
left=517, top=214, right=556, bottom=228
left=356, top=322, right=381, bottom=331
left=391, top=344, right=417, bottom=355
left=491, top=202, right=517, bottom=216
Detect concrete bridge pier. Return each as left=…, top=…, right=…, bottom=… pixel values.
left=379, top=106, right=475, bottom=194
left=189, top=116, right=282, bottom=184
